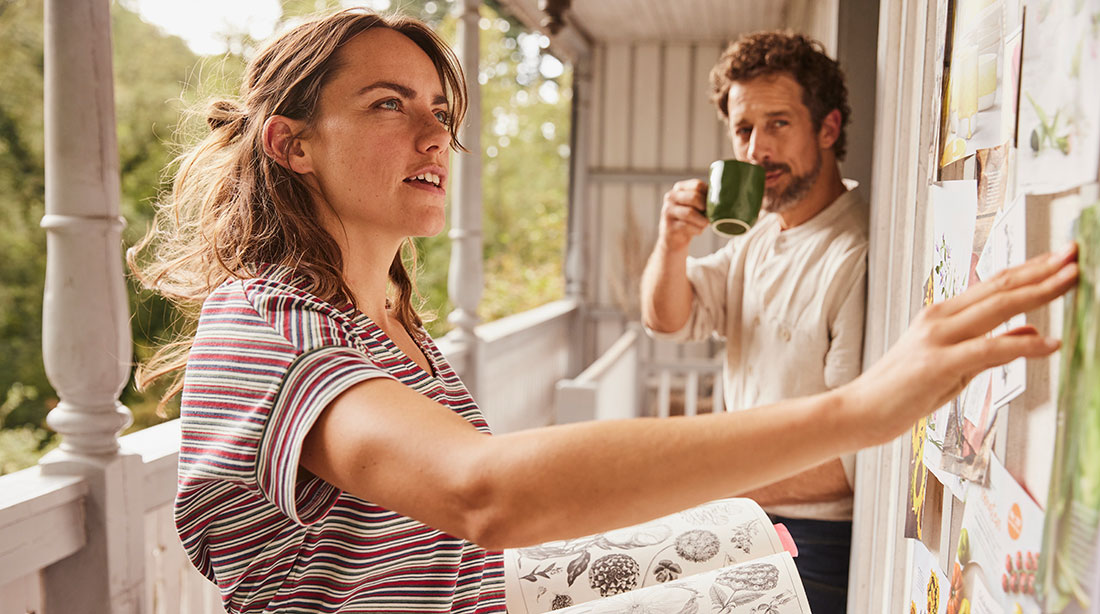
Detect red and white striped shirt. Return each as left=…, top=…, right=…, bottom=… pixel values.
left=176, top=264, right=505, bottom=613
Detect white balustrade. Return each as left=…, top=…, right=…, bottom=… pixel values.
left=447, top=0, right=486, bottom=397
left=555, top=327, right=642, bottom=423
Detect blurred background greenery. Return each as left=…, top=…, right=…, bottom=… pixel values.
left=0, top=0, right=571, bottom=473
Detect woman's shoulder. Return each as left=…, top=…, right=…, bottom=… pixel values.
left=200, top=264, right=355, bottom=331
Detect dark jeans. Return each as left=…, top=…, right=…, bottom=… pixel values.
left=768, top=514, right=852, bottom=614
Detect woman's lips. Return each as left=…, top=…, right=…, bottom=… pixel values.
left=403, top=178, right=446, bottom=196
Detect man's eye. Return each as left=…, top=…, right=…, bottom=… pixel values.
left=379, top=99, right=400, bottom=110
left=434, top=110, right=451, bottom=125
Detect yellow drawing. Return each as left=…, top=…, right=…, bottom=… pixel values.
left=909, top=417, right=929, bottom=540
left=928, top=570, right=941, bottom=614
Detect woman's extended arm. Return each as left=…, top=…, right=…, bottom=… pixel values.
left=301, top=244, right=1078, bottom=550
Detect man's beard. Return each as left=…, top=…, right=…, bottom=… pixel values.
left=761, top=149, right=823, bottom=214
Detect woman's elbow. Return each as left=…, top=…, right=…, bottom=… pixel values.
left=448, top=469, right=535, bottom=551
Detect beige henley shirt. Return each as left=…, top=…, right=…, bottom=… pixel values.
left=650, top=183, right=870, bottom=521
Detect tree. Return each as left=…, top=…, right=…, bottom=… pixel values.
left=0, top=0, right=206, bottom=467
left=0, top=0, right=572, bottom=473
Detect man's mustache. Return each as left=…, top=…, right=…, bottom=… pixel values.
left=760, top=161, right=791, bottom=174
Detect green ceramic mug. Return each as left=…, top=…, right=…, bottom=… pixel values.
left=706, top=159, right=765, bottom=236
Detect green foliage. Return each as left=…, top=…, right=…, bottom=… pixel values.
left=0, top=0, right=50, bottom=438
left=477, top=12, right=570, bottom=322
left=0, top=383, right=56, bottom=474
left=0, top=0, right=571, bottom=471
left=417, top=1, right=571, bottom=335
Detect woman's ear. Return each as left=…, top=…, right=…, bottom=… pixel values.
left=263, top=115, right=313, bottom=174
left=817, top=108, right=842, bottom=151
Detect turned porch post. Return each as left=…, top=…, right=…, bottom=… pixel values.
left=38, top=0, right=146, bottom=611
left=448, top=0, right=485, bottom=396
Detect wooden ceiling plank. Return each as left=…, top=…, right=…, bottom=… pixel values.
left=558, top=0, right=805, bottom=43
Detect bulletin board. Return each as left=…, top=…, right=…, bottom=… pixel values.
left=894, top=0, right=1100, bottom=613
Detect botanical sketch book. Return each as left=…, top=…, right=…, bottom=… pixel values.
left=503, top=497, right=811, bottom=613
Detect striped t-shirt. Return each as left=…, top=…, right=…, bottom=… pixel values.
left=175, top=264, right=505, bottom=613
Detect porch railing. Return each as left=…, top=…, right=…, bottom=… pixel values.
left=0, top=300, right=579, bottom=614
left=555, top=326, right=724, bottom=423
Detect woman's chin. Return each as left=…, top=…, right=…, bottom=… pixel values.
left=413, top=214, right=447, bottom=238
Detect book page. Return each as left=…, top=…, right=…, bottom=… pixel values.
left=504, top=498, right=786, bottom=613
left=550, top=552, right=809, bottom=614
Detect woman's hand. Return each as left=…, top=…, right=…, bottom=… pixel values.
left=843, top=243, right=1079, bottom=446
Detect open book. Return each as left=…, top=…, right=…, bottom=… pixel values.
left=504, top=498, right=811, bottom=613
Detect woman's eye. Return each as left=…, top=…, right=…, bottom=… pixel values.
left=434, top=110, right=451, bottom=125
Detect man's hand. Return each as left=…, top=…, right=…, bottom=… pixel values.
left=658, top=179, right=709, bottom=253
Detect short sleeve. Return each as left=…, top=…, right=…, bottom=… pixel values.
left=180, top=279, right=396, bottom=526
left=259, top=346, right=396, bottom=524
left=645, top=239, right=738, bottom=343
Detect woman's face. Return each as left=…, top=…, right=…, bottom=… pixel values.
left=302, top=28, right=452, bottom=244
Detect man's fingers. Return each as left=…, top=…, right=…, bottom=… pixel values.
left=939, top=260, right=1077, bottom=342
left=666, top=182, right=707, bottom=212
left=671, top=178, right=707, bottom=195
left=664, top=200, right=708, bottom=228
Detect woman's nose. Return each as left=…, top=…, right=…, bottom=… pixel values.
left=417, top=112, right=451, bottom=154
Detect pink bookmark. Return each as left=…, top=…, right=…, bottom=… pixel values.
left=773, top=523, right=799, bottom=557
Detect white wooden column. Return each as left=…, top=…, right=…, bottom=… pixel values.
left=564, top=54, right=591, bottom=299
left=37, top=0, right=146, bottom=612
left=849, top=0, right=940, bottom=611
left=448, top=0, right=485, bottom=396
left=564, top=52, right=592, bottom=375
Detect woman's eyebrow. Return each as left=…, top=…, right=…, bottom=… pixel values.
left=357, top=81, right=448, bottom=105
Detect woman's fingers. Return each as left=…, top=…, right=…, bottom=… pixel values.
left=852, top=244, right=1076, bottom=445
left=936, top=260, right=1077, bottom=343
left=948, top=328, right=1061, bottom=380
left=937, top=243, right=1077, bottom=319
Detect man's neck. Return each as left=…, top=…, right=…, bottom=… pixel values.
left=776, top=164, right=847, bottom=230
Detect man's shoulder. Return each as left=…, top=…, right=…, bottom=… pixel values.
left=828, top=187, right=871, bottom=246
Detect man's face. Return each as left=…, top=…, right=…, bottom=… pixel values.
left=725, top=73, right=825, bottom=213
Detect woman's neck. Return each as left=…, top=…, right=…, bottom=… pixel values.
left=335, top=231, right=404, bottom=326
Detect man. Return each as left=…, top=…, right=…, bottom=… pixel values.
left=640, top=31, right=868, bottom=614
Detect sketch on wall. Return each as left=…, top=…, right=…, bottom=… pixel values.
left=1017, top=0, right=1100, bottom=193
left=940, top=0, right=1019, bottom=166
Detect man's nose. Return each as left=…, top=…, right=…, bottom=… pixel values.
left=745, top=129, right=771, bottom=165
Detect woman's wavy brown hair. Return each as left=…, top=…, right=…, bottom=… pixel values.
left=709, top=31, right=850, bottom=160
left=128, top=8, right=467, bottom=408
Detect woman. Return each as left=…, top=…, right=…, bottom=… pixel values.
left=129, top=8, right=1078, bottom=614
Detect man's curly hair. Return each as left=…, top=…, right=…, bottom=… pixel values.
left=710, top=31, right=851, bottom=160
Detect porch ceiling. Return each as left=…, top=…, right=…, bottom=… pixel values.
left=498, top=0, right=810, bottom=47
